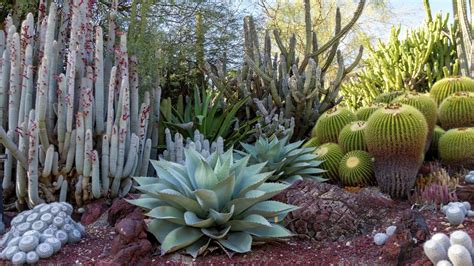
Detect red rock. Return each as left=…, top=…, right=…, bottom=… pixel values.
left=81, top=199, right=109, bottom=225
left=111, top=239, right=152, bottom=265
left=107, top=194, right=140, bottom=226
left=115, top=218, right=145, bottom=243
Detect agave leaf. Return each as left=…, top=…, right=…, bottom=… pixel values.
left=184, top=148, right=203, bottom=189
left=230, top=155, right=251, bottom=178
left=228, top=190, right=269, bottom=215
left=283, top=140, right=304, bottom=153
left=161, top=226, right=203, bottom=255
left=148, top=219, right=180, bottom=243
left=133, top=176, right=159, bottom=186
left=214, top=156, right=231, bottom=181
left=245, top=223, right=294, bottom=239
left=184, top=211, right=215, bottom=227
left=240, top=200, right=299, bottom=218
left=240, top=142, right=258, bottom=158
left=209, top=205, right=235, bottom=225
left=151, top=161, right=193, bottom=196
left=194, top=158, right=219, bottom=189
left=201, top=225, right=231, bottom=239
left=135, top=183, right=169, bottom=197
left=213, top=175, right=235, bottom=209
left=185, top=237, right=211, bottom=258
left=158, top=189, right=206, bottom=216
left=194, top=189, right=219, bottom=210
left=282, top=175, right=303, bottom=183
left=227, top=214, right=272, bottom=231
left=218, top=232, right=252, bottom=253
left=146, top=206, right=186, bottom=225
left=285, top=167, right=326, bottom=175
left=236, top=171, right=273, bottom=196
left=127, top=197, right=165, bottom=210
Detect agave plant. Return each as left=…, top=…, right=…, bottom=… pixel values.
left=236, top=135, right=326, bottom=183
left=129, top=148, right=298, bottom=257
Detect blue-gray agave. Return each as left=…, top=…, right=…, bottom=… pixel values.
left=237, top=135, right=326, bottom=183
left=129, top=148, right=298, bottom=257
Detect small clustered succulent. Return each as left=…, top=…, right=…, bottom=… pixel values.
left=130, top=148, right=298, bottom=257
left=0, top=202, right=85, bottom=264
left=465, top=170, right=474, bottom=184
left=236, top=135, right=326, bottom=183
left=441, top=201, right=473, bottom=226
left=373, top=225, right=397, bottom=246
left=423, top=231, right=473, bottom=265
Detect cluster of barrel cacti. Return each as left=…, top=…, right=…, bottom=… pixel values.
left=0, top=202, right=85, bottom=264
left=236, top=0, right=365, bottom=140
left=322, top=74, right=474, bottom=198
left=0, top=0, right=161, bottom=209
left=342, top=1, right=460, bottom=110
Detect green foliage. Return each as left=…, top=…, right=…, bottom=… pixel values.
left=438, top=92, right=474, bottom=129
left=354, top=103, right=385, bottom=121
left=365, top=104, right=428, bottom=198
left=439, top=127, right=474, bottom=168
left=338, top=150, right=374, bottom=187
left=161, top=87, right=257, bottom=149
left=311, top=107, right=356, bottom=143
left=430, top=76, right=474, bottom=105
left=373, top=91, right=404, bottom=104
left=303, top=137, right=320, bottom=148
left=427, top=125, right=446, bottom=158
left=338, top=121, right=368, bottom=153
left=237, top=135, right=326, bottom=183
left=342, top=11, right=459, bottom=109
left=314, top=143, right=344, bottom=182
left=130, top=148, right=297, bottom=257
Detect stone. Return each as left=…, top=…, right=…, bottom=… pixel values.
left=111, top=239, right=152, bottom=265
left=107, top=195, right=140, bottom=226
left=80, top=199, right=109, bottom=225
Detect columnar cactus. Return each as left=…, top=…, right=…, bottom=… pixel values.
left=0, top=1, right=161, bottom=208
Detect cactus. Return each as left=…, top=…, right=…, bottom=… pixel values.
left=312, top=107, right=357, bottom=144
left=314, top=143, right=344, bottom=182
left=338, top=121, right=368, bottom=153
left=342, top=3, right=460, bottom=109
left=428, top=126, right=446, bottom=158
left=430, top=76, right=474, bottom=105
left=438, top=92, right=474, bottom=129
left=355, top=103, right=385, bottom=121
left=238, top=0, right=365, bottom=140
left=365, top=104, right=428, bottom=198
left=438, top=127, right=474, bottom=168
left=374, top=91, right=405, bottom=104
left=0, top=1, right=161, bottom=208
left=338, top=150, right=374, bottom=187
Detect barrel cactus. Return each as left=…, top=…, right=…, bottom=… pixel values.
left=373, top=91, right=404, bottom=104
left=365, top=104, right=428, bottom=197
left=439, top=128, right=474, bottom=168
left=338, top=121, right=368, bottom=153
left=311, top=107, right=356, bottom=144
left=237, top=135, right=326, bottom=183
left=129, top=148, right=297, bottom=257
left=355, top=103, right=385, bottom=121
left=0, top=202, right=85, bottom=263
left=392, top=92, right=437, bottom=152
left=430, top=76, right=474, bottom=105
left=313, top=143, right=344, bottom=182
left=303, top=137, right=320, bottom=148
left=438, top=92, right=474, bottom=129
left=338, top=150, right=375, bottom=187
left=427, top=126, right=446, bottom=158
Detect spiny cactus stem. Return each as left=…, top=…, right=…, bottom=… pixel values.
left=0, top=126, right=27, bottom=169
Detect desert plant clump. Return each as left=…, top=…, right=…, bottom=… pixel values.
left=338, top=150, right=374, bottom=187
left=314, top=143, right=344, bottom=182
left=438, top=92, right=474, bottom=129
left=0, top=202, right=85, bottom=264
left=365, top=103, right=428, bottom=198
left=311, top=107, right=357, bottom=144
left=338, top=121, right=368, bottom=153
left=391, top=92, right=438, bottom=151
left=430, top=76, right=474, bottom=105
left=438, top=127, right=474, bottom=168
left=237, top=135, right=326, bottom=183
left=303, top=137, right=321, bottom=148
left=424, top=231, right=474, bottom=265
left=373, top=91, right=405, bottom=104
left=129, top=148, right=298, bottom=257
left=354, top=103, right=386, bottom=121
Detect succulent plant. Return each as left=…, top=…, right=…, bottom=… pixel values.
left=438, top=128, right=474, bottom=168
left=303, top=137, right=320, bottom=148
left=338, top=121, right=368, bottom=153
left=373, top=91, right=405, bottom=104
left=430, top=76, right=474, bottom=105
left=313, top=143, right=344, bottom=182
left=438, top=92, right=474, bottom=129
left=392, top=92, right=437, bottom=152
left=424, top=231, right=474, bottom=265
left=237, top=135, right=326, bottom=183
left=0, top=202, right=84, bottom=263
left=427, top=126, right=446, bottom=158
left=311, top=107, right=357, bottom=144
left=338, top=150, right=374, bottom=187
left=466, top=171, right=474, bottom=184
left=364, top=103, right=428, bottom=197
left=354, top=103, right=385, bottom=121
left=129, top=148, right=298, bottom=257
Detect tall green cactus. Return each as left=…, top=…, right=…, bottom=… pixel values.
left=342, top=2, right=460, bottom=110
left=0, top=0, right=161, bottom=209
left=239, top=0, right=365, bottom=140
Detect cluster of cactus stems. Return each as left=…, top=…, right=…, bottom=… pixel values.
left=236, top=0, right=365, bottom=140
left=0, top=0, right=161, bottom=209
left=342, top=0, right=460, bottom=109
left=160, top=128, right=224, bottom=164
left=452, top=0, right=473, bottom=76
